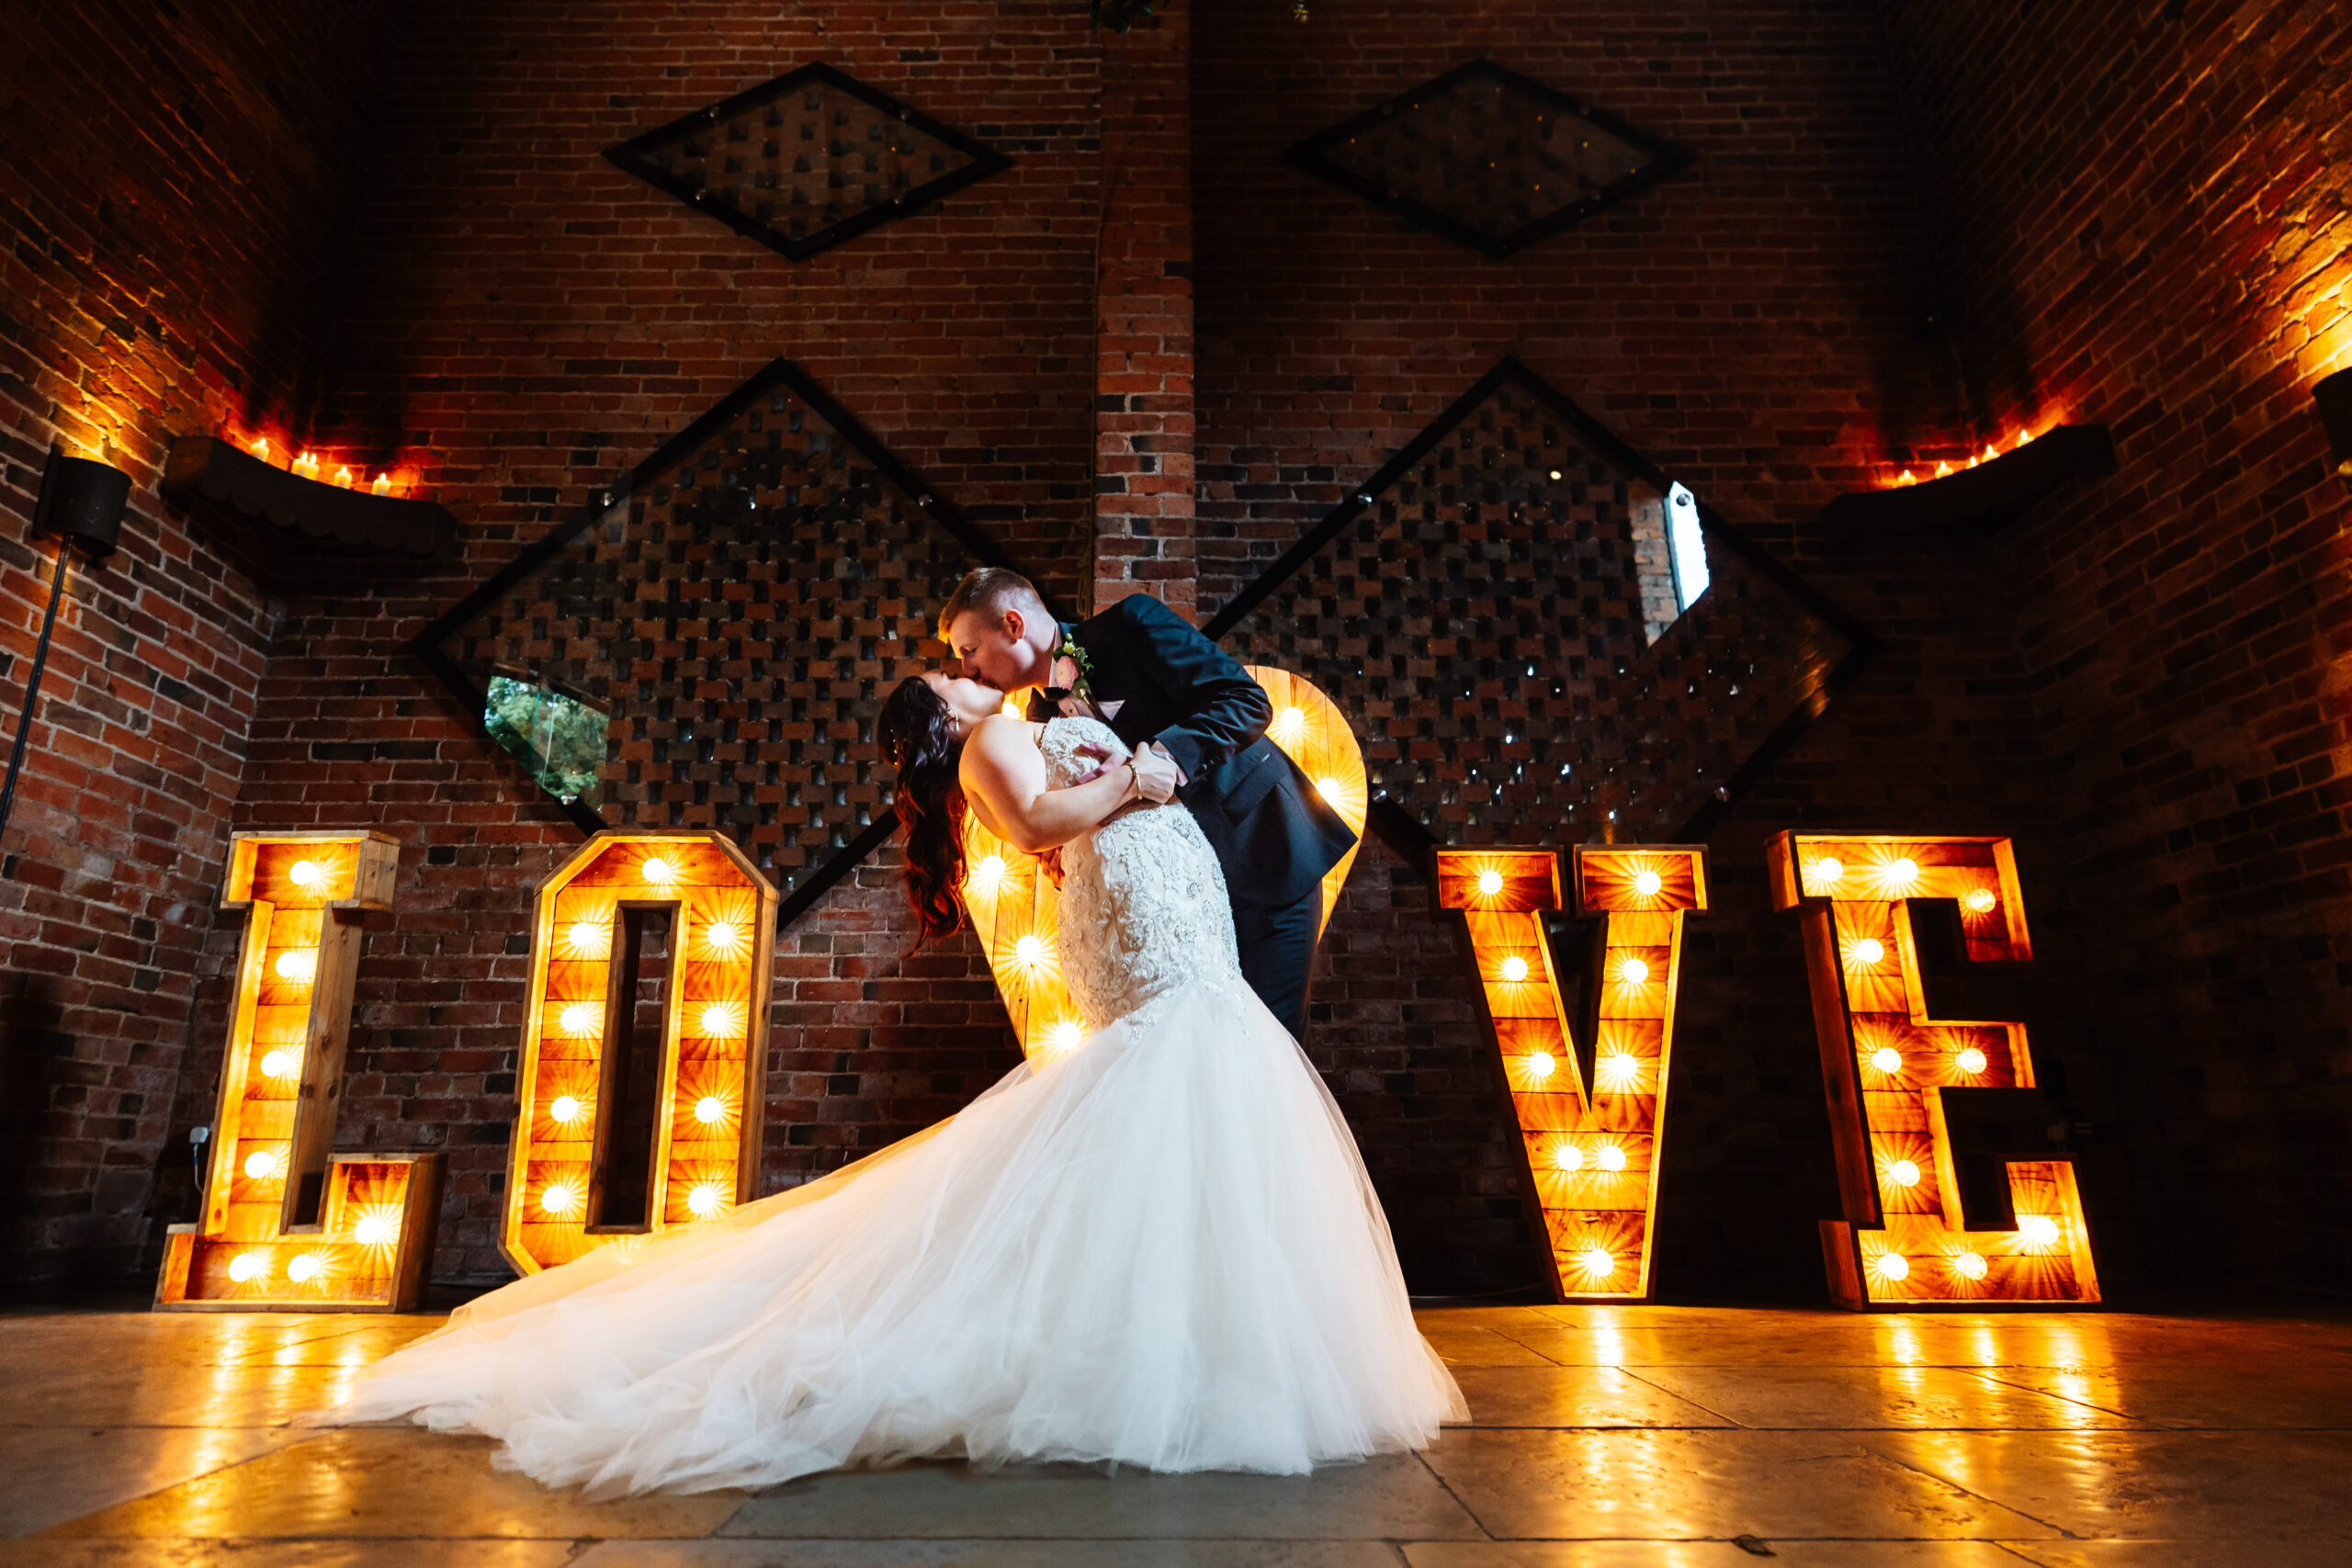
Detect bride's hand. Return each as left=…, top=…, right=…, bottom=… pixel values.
left=1037, top=845, right=1066, bottom=888
left=1065, top=742, right=1116, bottom=785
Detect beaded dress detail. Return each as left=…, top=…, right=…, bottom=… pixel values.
left=330, top=713, right=1466, bottom=1497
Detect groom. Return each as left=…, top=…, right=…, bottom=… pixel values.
left=939, top=568, right=1357, bottom=1041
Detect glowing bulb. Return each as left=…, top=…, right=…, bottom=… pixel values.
left=1579, top=1247, right=1615, bottom=1277
left=1871, top=1046, right=1904, bottom=1074
left=559, top=1002, right=600, bottom=1036
left=1853, top=938, right=1884, bottom=965
left=540, top=1180, right=582, bottom=1217
left=1955, top=1046, right=1988, bottom=1074
left=1552, top=1143, right=1584, bottom=1171
left=259, top=1050, right=298, bottom=1079
left=1317, top=776, right=1344, bottom=803
left=1596, top=1144, right=1627, bottom=1172
left=1476, top=868, right=1503, bottom=897
left=1887, top=1158, right=1921, bottom=1188
left=1001, top=696, right=1023, bottom=719
left=1597, top=1052, right=1641, bottom=1090
left=1499, top=955, right=1530, bottom=983
left=698, top=1002, right=737, bottom=1038
left=227, top=1253, right=266, bottom=1283
left=1525, top=1051, right=1556, bottom=1080
left=1953, top=1250, right=1988, bottom=1280
left=1874, top=1252, right=1910, bottom=1281
left=969, top=854, right=1006, bottom=890
left=1620, top=957, right=1649, bottom=985
left=641, top=856, right=677, bottom=886
left=1634, top=869, right=1663, bottom=897
left=288, top=858, right=329, bottom=892
left=1047, top=1021, right=1084, bottom=1053
left=353, top=1214, right=395, bottom=1246
left=695, top=1095, right=727, bottom=1124
left=1963, top=887, right=1997, bottom=915
left=1014, top=933, right=1047, bottom=966
left=1271, top=705, right=1306, bottom=740
left=1814, top=857, right=1844, bottom=885
left=274, top=949, right=317, bottom=983
left=287, top=1253, right=322, bottom=1283
left=2019, top=1214, right=2061, bottom=1247
left=567, top=919, right=606, bottom=955
left=243, top=1149, right=281, bottom=1181
left=549, top=1095, right=584, bottom=1123
left=1888, top=856, right=1919, bottom=885
left=687, top=1181, right=725, bottom=1218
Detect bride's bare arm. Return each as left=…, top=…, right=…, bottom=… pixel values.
left=959, top=716, right=1141, bottom=853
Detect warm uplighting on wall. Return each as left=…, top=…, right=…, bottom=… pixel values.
left=155, top=831, right=441, bottom=1313
left=1436, top=844, right=1710, bottom=1302
left=503, top=830, right=778, bottom=1275
left=1768, top=831, right=2101, bottom=1309
left=956, top=667, right=1367, bottom=1062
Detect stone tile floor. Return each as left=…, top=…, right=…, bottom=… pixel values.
left=4, top=1302, right=2349, bottom=1563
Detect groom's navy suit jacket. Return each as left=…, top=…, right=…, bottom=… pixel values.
left=1028, top=594, right=1356, bottom=909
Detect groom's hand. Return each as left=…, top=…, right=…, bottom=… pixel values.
left=1130, top=743, right=1182, bottom=805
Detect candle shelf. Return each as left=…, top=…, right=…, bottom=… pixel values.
left=162, top=435, right=459, bottom=578
left=1822, top=423, right=2114, bottom=541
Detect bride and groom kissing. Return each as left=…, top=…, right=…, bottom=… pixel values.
left=890, top=566, right=1359, bottom=1040
left=332, top=565, right=1465, bottom=1496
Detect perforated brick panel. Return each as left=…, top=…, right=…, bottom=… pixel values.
left=421, top=361, right=1005, bottom=912
left=1207, top=361, right=1864, bottom=843
left=1284, top=60, right=1693, bottom=259
left=604, top=62, right=1012, bottom=262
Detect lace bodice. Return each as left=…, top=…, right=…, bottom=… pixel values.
left=1042, top=716, right=1246, bottom=1031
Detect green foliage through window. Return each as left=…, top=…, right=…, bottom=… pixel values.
left=485, top=676, right=609, bottom=807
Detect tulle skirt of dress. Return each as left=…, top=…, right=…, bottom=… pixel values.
left=331, top=974, right=1469, bottom=1497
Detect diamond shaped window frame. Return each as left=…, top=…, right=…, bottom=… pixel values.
left=603, top=62, right=1013, bottom=264
left=1202, top=357, right=1877, bottom=846
left=1283, top=59, right=1696, bottom=261
left=410, top=356, right=1023, bottom=926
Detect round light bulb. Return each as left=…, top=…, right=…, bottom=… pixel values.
left=243, top=1149, right=281, bottom=1181
left=970, top=854, right=1006, bottom=888
left=227, top=1253, right=266, bottom=1283
left=1048, top=1021, right=1084, bottom=1053
left=1476, top=869, right=1503, bottom=897
left=1015, top=934, right=1046, bottom=964
left=1963, top=887, right=1998, bottom=915
left=1875, top=1253, right=1910, bottom=1281
left=1552, top=1143, right=1584, bottom=1172
left=1525, top=1051, right=1556, bottom=1079
left=1814, top=857, right=1844, bottom=885
left=1871, top=1046, right=1904, bottom=1074
left=1634, top=869, right=1663, bottom=897
left=549, top=1094, right=583, bottom=1123
left=1620, top=957, right=1649, bottom=985
left=1272, top=705, right=1306, bottom=739
left=259, top=1050, right=298, bottom=1079
left=1317, top=776, right=1344, bottom=803
left=540, top=1181, right=582, bottom=1217
left=1955, top=1046, right=1988, bottom=1075
left=1891, top=857, right=1919, bottom=883
left=1580, top=1247, right=1615, bottom=1277
left=1953, top=1250, right=1988, bottom=1280
left=1597, top=1144, right=1628, bottom=1173
left=1854, top=938, right=1884, bottom=965
left=699, top=1002, right=736, bottom=1038
left=1499, top=955, right=1530, bottom=983
left=1598, top=1053, right=1641, bottom=1090
left=274, top=949, right=318, bottom=983
left=567, top=920, right=605, bottom=954
left=2019, top=1214, right=2061, bottom=1247
left=703, top=920, right=741, bottom=953
left=1887, top=1158, right=1921, bottom=1188
left=687, top=1181, right=724, bottom=1218
left=287, top=1253, right=322, bottom=1283
left=641, top=856, right=676, bottom=886
left=353, top=1214, right=395, bottom=1246
left=695, top=1095, right=726, bottom=1125
left=288, top=859, right=328, bottom=892
left=559, top=1002, right=599, bottom=1036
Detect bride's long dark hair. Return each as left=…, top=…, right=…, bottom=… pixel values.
left=877, top=675, right=967, bottom=945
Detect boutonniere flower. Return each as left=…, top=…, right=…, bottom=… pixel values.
left=1056, top=632, right=1099, bottom=702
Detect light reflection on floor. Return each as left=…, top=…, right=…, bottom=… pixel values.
left=3, top=1302, right=2349, bottom=1562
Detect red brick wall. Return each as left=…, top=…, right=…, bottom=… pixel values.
left=1881, top=0, right=2352, bottom=1292
left=0, top=0, right=400, bottom=1286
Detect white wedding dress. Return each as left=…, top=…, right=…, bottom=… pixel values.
left=334, top=716, right=1468, bottom=1496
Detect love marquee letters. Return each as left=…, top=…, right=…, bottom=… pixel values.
left=1769, top=832, right=2101, bottom=1308
left=157, top=831, right=442, bottom=1311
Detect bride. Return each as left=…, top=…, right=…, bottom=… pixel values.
left=331, top=670, right=1467, bottom=1497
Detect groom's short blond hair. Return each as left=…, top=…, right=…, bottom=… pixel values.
left=938, top=568, right=1044, bottom=641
